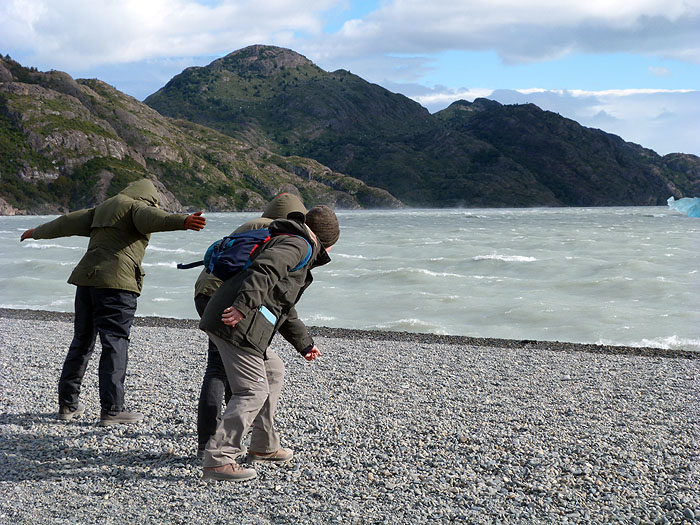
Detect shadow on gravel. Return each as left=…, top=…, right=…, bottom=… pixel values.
left=0, top=412, right=199, bottom=483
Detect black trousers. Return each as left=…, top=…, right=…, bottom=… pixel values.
left=58, top=286, right=137, bottom=412
left=195, top=293, right=232, bottom=450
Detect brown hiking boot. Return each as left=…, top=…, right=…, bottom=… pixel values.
left=202, top=463, right=257, bottom=482
left=247, top=448, right=294, bottom=463
left=58, top=403, right=85, bottom=421
left=98, top=409, right=143, bottom=426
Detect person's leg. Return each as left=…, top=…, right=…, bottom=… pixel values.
left=202, top=333, right=269, bottom=468
left=195, top=294, right=230, bottom=451
left=249, top=349, right=285, bottom=454
left=91, top=288, right=137, bottom=413
left=197, top=340, right=229, bottom=450
left=58, top=286, right=97, bottom=409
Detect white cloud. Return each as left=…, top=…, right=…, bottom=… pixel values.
left=648, top=66, right=671, bottom=77
left=566, top=88, right=693, bottom=97
left=0, top=0, right=336, bottom=70
left=310, top=0, right=700, bottom=65
left=3, top=0, right=699, bottom=72
left=410, top=88, right=495, bottom=107
left=2, top=1, right=697, bottom=157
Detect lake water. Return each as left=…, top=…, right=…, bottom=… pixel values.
left=1, top=207, right=698, bottom=352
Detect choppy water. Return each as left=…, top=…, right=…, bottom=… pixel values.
left=1, top=207, right=698, bottom=351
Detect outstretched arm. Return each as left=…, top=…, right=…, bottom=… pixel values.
left=23, top=208, right=95, bottom=240
left=132, top=205, right=205, bottom=234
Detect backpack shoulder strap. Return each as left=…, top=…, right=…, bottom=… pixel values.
left=274, top=233, right=313, bottom=271
left=177, top=260, right=204, bottom=270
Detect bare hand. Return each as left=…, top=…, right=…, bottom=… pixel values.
left=184, top=211, right=206, bottom=231
left=221, top=306, right=244, bottom=327
left=304, top=346, right=322, bottom=361
left=20, top=228, right=35, bottom=242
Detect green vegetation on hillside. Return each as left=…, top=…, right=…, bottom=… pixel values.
left=0, top=53, right=401, bottom=213
left=3, top=47, right=699, bottom=212
left=144, top=45, right=700, bottom=207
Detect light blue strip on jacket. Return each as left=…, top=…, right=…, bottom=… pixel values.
left=259, top=305, right=276, bottom=325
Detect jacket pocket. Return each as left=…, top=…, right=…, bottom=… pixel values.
left=243, top=306, right=277, bottom=351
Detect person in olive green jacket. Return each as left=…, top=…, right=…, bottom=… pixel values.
left=199, top=205, right=339, bottom=482
left=194, top=193, right=307, bottom=456
left=20, top=179, right=206, bottom=426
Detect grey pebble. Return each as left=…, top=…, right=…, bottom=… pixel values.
left=1, top=311, right=699, bottom=524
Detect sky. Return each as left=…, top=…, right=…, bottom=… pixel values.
left=1, top=0, right=699, bottom=157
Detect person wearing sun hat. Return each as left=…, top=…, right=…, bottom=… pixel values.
left=198, top=205, right=339, bottom=482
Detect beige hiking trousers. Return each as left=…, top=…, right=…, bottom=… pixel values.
left=202, top=332, right=285, bottom=468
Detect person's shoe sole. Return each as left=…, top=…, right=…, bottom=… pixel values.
left=202, top=470, right=257, bottom=482
left=98, top=416, right=143, bottom=427
left=247, top=450, right=294, bottom=464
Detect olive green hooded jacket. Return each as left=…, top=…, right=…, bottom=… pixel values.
left=194, top=192, right=306, bottom=298
left=199, top=215, right=330, bottom=358
left=32, top=179, right=189, bottom=295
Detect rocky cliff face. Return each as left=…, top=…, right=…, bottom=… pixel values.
left=145, top=45, right=700, bottom=208
left=0, top=55, right=401, bottom=214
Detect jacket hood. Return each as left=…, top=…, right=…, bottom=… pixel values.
left=119, top=179, right=159, bottom=206
left=262, top=193, right=306, bottom=220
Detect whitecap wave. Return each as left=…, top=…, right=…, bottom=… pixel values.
left=371, top=318, right=449, bottom=334
left=373, top=267, right=466, bottom=278
left=473, top=254, right=536, bottom=262
left=147, top=245, right=201, bottom=255
left=597, top=335, right=700, bottom=352
left=470, top=275, right=509, bottom=281
left=23, top=243, right=83, bottom=250
left=142, top=262, right=177, bottom=268
left=306, top=314, right=337, bottom=323
left=637, top=335, right=700, bottom=352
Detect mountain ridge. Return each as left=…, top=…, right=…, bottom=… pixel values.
left=144, top=45, right=700, bottom=207
left=2, top=45, right=699, bottom=215
left=0, top=52, right=401, bottom=215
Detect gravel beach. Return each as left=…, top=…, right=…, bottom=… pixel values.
left=1, top=308, right=698, bottom=524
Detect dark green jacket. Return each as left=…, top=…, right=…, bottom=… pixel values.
left=32, top=179, right=189, bottom=294
left=194, top=193, right=306, bottom=297
left=199, top=216, right=330, bottom=358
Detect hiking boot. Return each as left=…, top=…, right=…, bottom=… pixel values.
left=58, top=403, right=85, bottom=421
left=202, top=463, right=256, bottom=482
left=247, top=448, right=294, bottom=464
left=98, top=409, right=143, bottom=426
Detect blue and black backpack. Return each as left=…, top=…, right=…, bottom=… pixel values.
left=177, top=228, right=312, bottom=281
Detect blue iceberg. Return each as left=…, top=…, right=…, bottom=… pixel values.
left=667, top=196, right=700, bottom=218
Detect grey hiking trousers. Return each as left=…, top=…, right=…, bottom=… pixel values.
left=202, top=332, right=285, bottom=468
